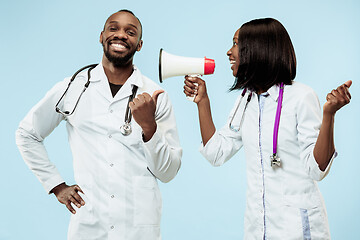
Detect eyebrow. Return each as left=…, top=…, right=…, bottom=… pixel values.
left=107, top=21, right=138, bottom=30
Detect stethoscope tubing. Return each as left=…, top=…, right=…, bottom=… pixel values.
left=229, top=83, right=284, bottom=167
left=55, top=64, right=138, bottom=136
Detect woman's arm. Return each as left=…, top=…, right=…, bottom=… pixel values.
left=184, top=76, right=215, bottom=145
left=314, top=80, right=352, bottom=171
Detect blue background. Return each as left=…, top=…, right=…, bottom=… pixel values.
left=1, top=0, right=359, bottom=239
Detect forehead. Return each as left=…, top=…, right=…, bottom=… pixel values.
left=233, top=29, right=240, bottom=39
left=104, top=12, right=141, bottom=29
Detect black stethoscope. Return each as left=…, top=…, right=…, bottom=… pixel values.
left=229, top=83, right=284, bottom=167
left=55, top=64, right=138, bottom=136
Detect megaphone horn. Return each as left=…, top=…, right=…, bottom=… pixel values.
left=159, top=48, right=215, bottom=83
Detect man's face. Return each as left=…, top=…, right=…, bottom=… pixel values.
left=100, top=12, right=143, bottom=67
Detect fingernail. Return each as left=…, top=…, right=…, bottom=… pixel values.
left=81, top=201, right=85, bottom=205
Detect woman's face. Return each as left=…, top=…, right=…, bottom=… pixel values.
left=227, top=29, right=240, bottom=77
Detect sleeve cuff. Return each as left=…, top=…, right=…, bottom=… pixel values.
left=44, top=175, right=65, bottom=194
left=310, top=150, right=337, bottom=181
left=143, top=130, right=162, bottom=149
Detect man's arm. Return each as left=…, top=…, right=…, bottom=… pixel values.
left=15, top=79, right=85, bottom=214
left=130, top=90, right=182, bottom=183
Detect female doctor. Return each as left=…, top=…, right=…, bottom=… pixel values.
left=184, top=18, right=351, bottom=239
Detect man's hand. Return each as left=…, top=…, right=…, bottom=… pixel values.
left=51, top=183, right=85, bottom=214
left=129, top=90, right=164, bottom=142
left=323, top=80, right=352, bottom=115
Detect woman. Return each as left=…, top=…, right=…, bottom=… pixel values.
left=184, top=18, right=351, bottom=239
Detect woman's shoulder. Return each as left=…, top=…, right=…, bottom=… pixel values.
left=286, top=81, right=320, bottom=108
left=288, top=81, right=315, bottom=92
left=287, top=81, right=318, bottom=98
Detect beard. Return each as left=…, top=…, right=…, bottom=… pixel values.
left=102, top=42, right=137, bottom=67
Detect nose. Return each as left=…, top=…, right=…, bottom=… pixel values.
left=227, top=48, right=232, bottom=57
left=113, top=29, right=128, bottom=40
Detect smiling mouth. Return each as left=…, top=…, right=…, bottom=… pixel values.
left=111, top=43, right=126, bottom=51
left=230, top=60, right=236, bottom=65
left=108, top=41, right=129, bottom=52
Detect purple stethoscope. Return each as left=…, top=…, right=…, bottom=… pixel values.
left=229, top=83, right=284, bottom=167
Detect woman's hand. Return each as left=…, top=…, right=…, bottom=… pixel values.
left=323, top=80, right=352, bottom=116
left=183, top=75, right=208, bottom=104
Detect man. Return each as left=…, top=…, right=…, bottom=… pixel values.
left=16, top=9, right=182, bottom=240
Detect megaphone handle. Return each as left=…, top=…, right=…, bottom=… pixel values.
left=186, top=74, right=200, bottom=102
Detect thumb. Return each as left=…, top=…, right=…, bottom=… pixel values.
left=344, top=80, right=352, bottom=88
left=74, top=185, right=84, bottom=194
left=152, top=89, right=165, bottom=103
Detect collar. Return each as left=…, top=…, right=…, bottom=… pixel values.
left=84, top=62, right=144, bottom=102
left=89, top=62, right=144, bottom=89
left=264, top=84, right=283, bottom=102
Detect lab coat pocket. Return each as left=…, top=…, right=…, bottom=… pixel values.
left=71, top=190, right=95, bottom=223
left=133, top=176, right=162, bottom=226
left=68, top=191, right=98, bottom=239
left=283, top=195, right=327, bottom=240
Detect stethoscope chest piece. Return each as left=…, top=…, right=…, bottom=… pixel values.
left=120, top=85, right=138, bottom=136
left=120, top=122, right=132, bottom=136
left=270, top=154, right=281, bottom=167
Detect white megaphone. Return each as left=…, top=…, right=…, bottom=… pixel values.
left=159, top=48, right=215, bottom=101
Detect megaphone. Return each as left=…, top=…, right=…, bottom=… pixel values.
left=159, top=48, right=215, bottom=83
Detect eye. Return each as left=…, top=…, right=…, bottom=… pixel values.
left=126, top=30, right=136, bottom=36
left=109, top=26, right=118, bottom=31
left=233, top=41, right=238, bottom=46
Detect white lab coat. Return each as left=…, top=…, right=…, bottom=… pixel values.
left=16, top=63, right=182, bottom=240
left=200, top=82, right=334, bottom=240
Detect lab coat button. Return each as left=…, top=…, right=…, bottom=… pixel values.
left=110, top=163, right=114, bottom=167
left=109, top=135, right=112, bottom=138
left=110, top=226, right=114, bottom=229
left=111, top=195, right=114, bottom=198
left=110, top=110, right=113, bottom=113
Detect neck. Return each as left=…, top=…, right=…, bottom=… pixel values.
left=256, top=88, right=268, bottom=95
left=102, top=56, right=134, bottom=85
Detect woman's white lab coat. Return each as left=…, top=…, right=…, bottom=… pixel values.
left=200, top=81, right=334, bottom=240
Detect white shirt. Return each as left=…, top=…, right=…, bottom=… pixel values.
left=200, top=81, right=335, bottom=240
left=16, top=63, right=182, bottom=240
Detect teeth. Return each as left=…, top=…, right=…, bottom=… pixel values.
left=230, top=60, right=236, bottom=64
left=111, top=43, right=126, bottom=49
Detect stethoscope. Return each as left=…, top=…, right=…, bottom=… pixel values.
left=55, top=64, right=138, bottom=136
left=229, top=83, right=284, bottom=167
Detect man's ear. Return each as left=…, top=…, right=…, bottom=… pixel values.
left=99, top=31, right=104, bottom=44
left=136, top=40, right=143, bottom=52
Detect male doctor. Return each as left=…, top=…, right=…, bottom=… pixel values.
left=16, top=9, right=182, bottom=240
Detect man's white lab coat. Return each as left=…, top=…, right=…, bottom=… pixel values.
left=16, top=63, right=182, bottom=240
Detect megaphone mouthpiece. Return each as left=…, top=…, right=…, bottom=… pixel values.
left=204, top=57, right=215, bottom=75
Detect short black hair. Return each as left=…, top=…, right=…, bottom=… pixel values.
left=103, top=9, right=143, bottom=40
left=230, top=18, right=296, bottom=92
